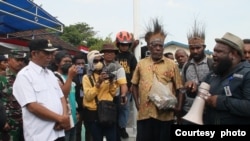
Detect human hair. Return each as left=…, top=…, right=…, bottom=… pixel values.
left=164, top=52, right=173, bottom=55
left=54, top=50, right=71, bottom=64
left=144, top=18, right=167, bottom=44
left=175, top=49, right=189, bottom=57
left=164, top=52, right=172, bottom=57
left=187, top=19, right=206, bottom=46
left=72, top=53, right=86, bottom=64
left=243, top=39, right=250, bottom=44
left=164, top=52, right=174, bottom=60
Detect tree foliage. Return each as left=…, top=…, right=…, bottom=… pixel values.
left=60, top=22, right=96, bottom=46
left=88, top=36, right=113, bottom=51
left=60, top=22, right=114, bottom=51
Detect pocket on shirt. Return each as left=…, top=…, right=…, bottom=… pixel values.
left=33, top=84, right=49, bottom=103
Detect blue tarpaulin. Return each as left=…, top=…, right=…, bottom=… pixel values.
left=0, top=0, right=64, bottom=35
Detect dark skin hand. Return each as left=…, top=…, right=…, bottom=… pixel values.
left=184, top=81, right=198, bottom=94
left=205, top=95, right=217, bottom=108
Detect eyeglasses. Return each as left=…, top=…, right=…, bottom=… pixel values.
left=150, top=43, right=163, bottom=48
left=93, top=59, right=103, bottom=64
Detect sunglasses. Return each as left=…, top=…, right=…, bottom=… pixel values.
left=93, top=58, right=103, bottom=64
left=119, top=43, right=131, bottom=46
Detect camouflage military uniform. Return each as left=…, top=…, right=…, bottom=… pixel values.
left=0, top=68, right=23, bottom=141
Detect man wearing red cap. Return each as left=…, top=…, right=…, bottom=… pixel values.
left=115, top=31, right=138, bottom=139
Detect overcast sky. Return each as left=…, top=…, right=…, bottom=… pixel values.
left=34, top=0, right=250, bottom=51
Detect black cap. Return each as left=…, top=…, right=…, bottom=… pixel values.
left=29, top=39, right=58, bottom=52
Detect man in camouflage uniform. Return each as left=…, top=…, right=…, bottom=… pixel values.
left=0, top=50, right=27, bottom=141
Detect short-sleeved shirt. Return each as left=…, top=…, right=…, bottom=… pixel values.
left=116, top=52, right=137, bottom=87
left=13, top=61, right=65, bottom=141
left=131, top=57, right=183, bottom=121
left=104, top=61, right=127, bottom=96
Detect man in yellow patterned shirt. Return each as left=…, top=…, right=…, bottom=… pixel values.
left=131, top=18, right=185, bottom=141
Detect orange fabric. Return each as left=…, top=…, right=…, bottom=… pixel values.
left=188, top=37, right=205, bottom=45
left=131, top=57, right=183, bottom=121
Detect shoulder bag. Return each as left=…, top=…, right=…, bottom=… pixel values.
left=88, top=75, right=117, bottom=126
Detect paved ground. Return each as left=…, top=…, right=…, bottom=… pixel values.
left=121, top=100, right=137, bottom=141
left=120, top=128, right=136, bottom=141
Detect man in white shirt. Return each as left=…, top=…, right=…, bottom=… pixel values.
left=13, top=39, right=70, bottom=141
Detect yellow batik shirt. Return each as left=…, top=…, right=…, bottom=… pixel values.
left=131, top=57, right=183, bottom=121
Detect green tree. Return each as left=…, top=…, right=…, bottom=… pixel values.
left=60, top=22, right=96, bottom=46
left=59, top=22, right=114, bottom=51
left=89, top=35, right=113, bottom=51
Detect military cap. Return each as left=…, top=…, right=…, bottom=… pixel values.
left=28, top=39, right=58, bottom=52
left=8, top=50, right=27, bottom=58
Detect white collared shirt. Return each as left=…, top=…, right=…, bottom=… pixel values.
left=13, top=61, right=65, bottom=141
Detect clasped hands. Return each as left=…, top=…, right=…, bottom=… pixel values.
left=54, top=115, right=71, bottom=131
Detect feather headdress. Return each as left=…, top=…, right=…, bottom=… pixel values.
left=187, top=19, right=206, bottom=45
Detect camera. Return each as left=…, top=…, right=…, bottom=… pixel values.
left=102, top=63, right=116, bottom=82
left=105, top=72, right=115, bottom=81
left=102, top=71, right=115, bottom=82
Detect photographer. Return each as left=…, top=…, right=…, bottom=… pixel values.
left=100, top=43, right=128, bottom=104
left=100, top=43, right=128, bottom=141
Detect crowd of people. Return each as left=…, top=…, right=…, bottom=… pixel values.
left=1, top=17, right=250, bottom=141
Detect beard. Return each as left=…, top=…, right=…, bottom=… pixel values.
left=212, top=57, right=232, bottom=75
left=190, top=52, right=205, bottom=62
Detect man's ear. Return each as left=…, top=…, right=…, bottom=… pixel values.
left=229, top=50, right=238, bottom=60
left=30, top=50, right=36, bottom=57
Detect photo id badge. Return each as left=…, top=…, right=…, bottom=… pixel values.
left=224, top=86, right=232, bottom=96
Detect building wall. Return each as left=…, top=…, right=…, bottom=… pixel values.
left=163, top=45, right=190, bottom=56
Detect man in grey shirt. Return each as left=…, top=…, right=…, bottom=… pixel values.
left=181, top=20, right=212, bottom=124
